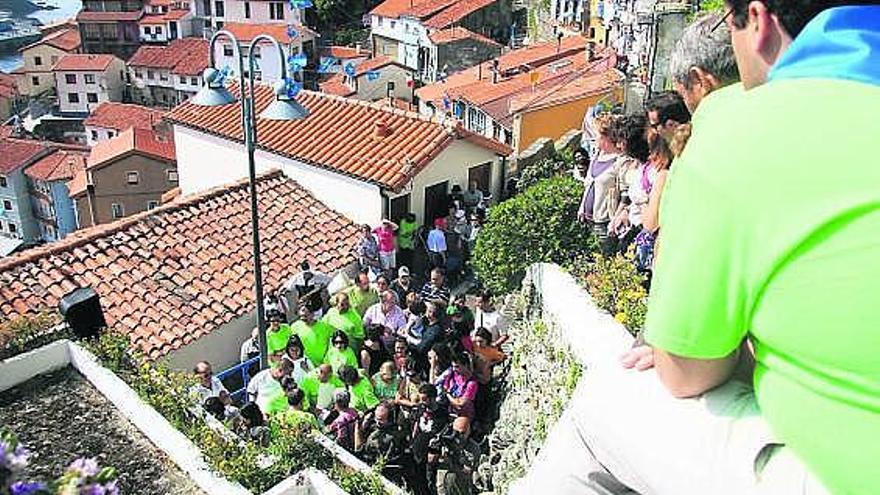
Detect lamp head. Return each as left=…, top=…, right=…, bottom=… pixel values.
left=259, top=80, right=309, bottom=121
left=191, top=67, right=236, bottom=107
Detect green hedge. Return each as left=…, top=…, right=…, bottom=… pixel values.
left=473, top=175, right=597, bottom=294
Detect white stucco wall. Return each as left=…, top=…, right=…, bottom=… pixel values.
left=371, top=15, right=406, bottom=44
left=55, top=60, right=125, bottom=115
left=163, top=313, right=254, bottom=372
left=173, top=125, right=383, bottom=225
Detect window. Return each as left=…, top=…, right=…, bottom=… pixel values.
left=3, top=200, right=11, bottom=210
left=215, top=20, right=223, bottom=29
left=269, top=2, right=284, bottom=20
left=160, top=72, right=168, bottom=81
left=378, top=16, right=384, bottom=27
left=191, top=76, right=198, bottom=85
left=67, top=93, right=80, bottom=103
left=180, top=75, right=187, bottom=84
left=390, top=20, right=396, bottom=29
left=467, top=107, right=486, bottom=134
left=244, top=1, right=250, bottom=18
left=127, top=171, right=140, bottom=185
left=214, top=0, right=224, bottom=16
left=85, top=74, right=96, bottom=84
left=90, top=130, right=98, bottom=140
left=34, top=56, right=42, bottom=66
left=202, top=0, right=211, bottom=15
left=87, top=93, right=98, bottom=103
left=84, top=23, right=101, bottom=40
left=134, top=69, right=143, bottom=78
left=156, top=26, right=162, bottom=34
left=147, top=200, right=159, bottom=210
left=147, top=70, right=155, bottom=79
left=65, top=74, right=76, bottom=84
left=8, top=222, right=16, bottom=234
left=223, top=45, right=233, bottom=57
left=31, top=76, right=39, bottom=86
left=252, top=46, right=261, bottom=59
left=144, top=26, right=151, bottom=35
left=0, top=176, right=6, bottom=188
left=167, top=170, right=178, bottom=182
left=108, top=131, right=115, bottom=138
left=111, top=203, right=124, bottom=219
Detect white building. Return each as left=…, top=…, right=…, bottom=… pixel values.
left=140, top=9, right=195, bottom=43
left=167, top=85, right=513, bottom=226
left=213, top=22, right=317, bottom=84
left=128, top=37, right=211, bottom=108
left=52, top=54, right=126, bottom=116
left=195, top=0, right=302, bottom=33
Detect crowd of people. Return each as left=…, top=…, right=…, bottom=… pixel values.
left=193, top=244, right=510, bottom=493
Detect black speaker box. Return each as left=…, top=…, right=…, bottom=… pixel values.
left=58, top=287, right=106, bottom=339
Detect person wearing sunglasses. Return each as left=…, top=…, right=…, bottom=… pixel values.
left=323, top=330, right=358, bottom=374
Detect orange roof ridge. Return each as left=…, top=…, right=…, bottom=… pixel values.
left=0, top=169, right=285, bottom=274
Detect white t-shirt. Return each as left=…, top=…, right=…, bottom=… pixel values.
left=475, top=309, right=507, bottom=343
left=192, top=376, right=229, bottom=403
left=247, top=369, right=284, bottom=413
left=282, top=355, right=314, bottom=386
left=626, top=163, right=656, bottom=228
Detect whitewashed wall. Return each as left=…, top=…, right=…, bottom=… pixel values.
left=173, top=125, right=383, bottom=225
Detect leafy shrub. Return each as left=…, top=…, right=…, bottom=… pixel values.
left=473, top=175, right=597, bottom=294
left=580, top=251, right=648, bottom=335
left=516, top=148, right=574, bottom=192
left=0, top=313, right=67, bottom=361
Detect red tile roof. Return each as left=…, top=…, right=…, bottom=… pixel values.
left=76, top=10, right=143, bottom=22
left=24, top=149, right=88, bottom=182
left=222, top=22, right=317, bottom=44
left=84, top=102, right=166, bottom=132
left=402, top=0, right=458, bottom=18
left=354, top=55, right=412, bottom=76
left=319, top=73, right=355, bottom=97
left=87, top=127, right=175, bottom=170
left=0, top=74, right=17, bottom=100
left=370, top=0, right=429, bottom=18
left=0, top=170, right=360, bottom=359
left=51, top=54, right=119, bottom=72
left=167, top=84, right=510, bottom=191
left=428, top=26, right=501, bottom=47
left=416, top=35, right=588, bottom=106
left=509, top=62, right=623, bottom=113
left=140, top=9, right=190, bottom=23
left=127, top=38, right=209, bottom=75
left=423, top=0, right=497, bottom=28
left=321, top=45, right=369, bottom=60
left=20, top=27, right=81, bottom=53
left=0, top=138, right=48, bottom=174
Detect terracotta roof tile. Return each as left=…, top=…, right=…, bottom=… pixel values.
left=84, top=102, right=166, bottom=132
left=128, top=38, right=209, bottom=76
left=509, top=65, right=623, bottom=113
left=355, top=55, right=411, bottom=76
left=87, top=127, right=175, bottom=169
left=428, top=26, right=501, bottom=46
left=24, top=149, right=88, bottom=182
left=0, top=170, right=359, bottom=359
left=0, top=138, right=48, bottom=174
left=423, top=0, right=497, bottom=28
left=318, top=73, right=355, bottom=97
left=51, top=54, right=119, bottom=72
left=370, top=0, right=430, bottom=19
left=415, top=35, right=589, bottom=106
left=20, top=27, right=81, bottom=53
left=321, top=45, right=369, bottom=59
left=76, top=10, right=143, bottom=22
left=222, top=22, right=317, bottom=44
left=140, top=9, right=190, bottom=23
left=402, top=0, right=458, bottom=18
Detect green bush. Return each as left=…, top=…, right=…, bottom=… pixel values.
left=473, top=175, right=597, bottom=294
left=0, top=313, right=67, bottom=360
left=579, top=251, right=648, bottom=336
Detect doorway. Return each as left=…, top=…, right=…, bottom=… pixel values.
left=467, top=162, right=492, bottom=195
left=423, top=181, right=449, bottom=227
left=389, top=194, right=410, bottom=224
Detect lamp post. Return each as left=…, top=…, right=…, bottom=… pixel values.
left=191, top=31, right=309, bottom=370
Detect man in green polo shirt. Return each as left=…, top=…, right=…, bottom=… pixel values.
left=322, top=292, right=365, bottom=352
left=291, top=303, right=334, bottom=366
left=266, top=315, right=292, bottom=355
left=345, top=271, right=379, bottom=317
left=630, top=3, right=880, bottom=494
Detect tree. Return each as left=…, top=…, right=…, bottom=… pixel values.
left=473, top=175, right=597, bottom=294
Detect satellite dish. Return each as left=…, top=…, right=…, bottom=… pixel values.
left=134, top=78, right=146, bottom=89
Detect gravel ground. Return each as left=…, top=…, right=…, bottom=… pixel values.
left=0, top=368, right=204, bottom=495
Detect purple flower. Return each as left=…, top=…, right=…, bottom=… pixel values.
left=68, top=457, right=100, bottom=478
left=3, top=444, right=31, bottom=470
left=104, top=480, right=119, bottom=495
left=10, top=481, right=47, bottom=495
left=83, top=485, right=105, bottom=495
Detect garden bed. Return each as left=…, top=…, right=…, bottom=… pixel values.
left=0, top=367, right=204, bottom=495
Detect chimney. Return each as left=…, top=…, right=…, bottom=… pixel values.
left=374, top=120, right=392, bottom=138
left=556, top=31, right=563, bottom=53
left=491, top=59, right=499, bottom=84
left=587, top=41, right=596, bottom=62
left=355, top=42, right=362, bottom=54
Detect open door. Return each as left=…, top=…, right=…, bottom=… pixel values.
left=423, top=181, right=449, bottom=227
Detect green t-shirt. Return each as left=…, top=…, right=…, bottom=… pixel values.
left=291, top=320, right=333, bottom=365
left=645, top=78, right=880, bottom=494
left=275, top=408, right=321, bottom=431
left=398, top=219, right=418, bottom=250
left=323, top=346, right=359, bottom=374
left=350, top=375, right=380, bottom=413
left=267, top=324, right=293, bottom=354
left=371, top=372, right=399, bottom=402
left=346, top=286, right=379, bottom=317
left=322, top=308, right=365, bottom=346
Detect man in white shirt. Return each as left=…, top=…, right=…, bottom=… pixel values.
left=247, top=359, right=291, bottom=415
left=426, top=219, right=447, bottom=270
left=192, top=361, right=231, bottom=405
left=475, top=291, right=509, bottom=347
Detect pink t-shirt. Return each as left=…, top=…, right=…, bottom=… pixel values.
left=373, top=226, right=396, bottom=253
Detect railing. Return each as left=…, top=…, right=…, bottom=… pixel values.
left=215, top=355, right=259, bottom=404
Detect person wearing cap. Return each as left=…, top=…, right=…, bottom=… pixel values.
left=391, top=266, right=415, bottom=308
left=426, top=218, right=447, bottom=271
left=372, top=219, right=398, bottom=273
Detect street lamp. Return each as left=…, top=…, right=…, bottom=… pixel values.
left=191, top=31, right=309, bottom=370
